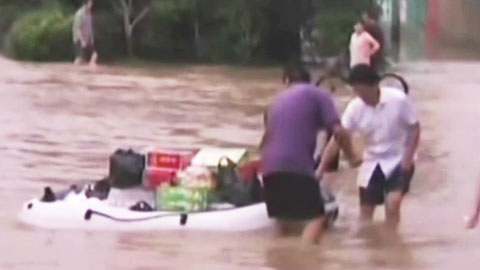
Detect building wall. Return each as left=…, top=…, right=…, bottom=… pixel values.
left=398, top=0, right=480, bottom=60
left=436, top=0, right=480, bottom=45
left=377, top=0, right=480, bottom=59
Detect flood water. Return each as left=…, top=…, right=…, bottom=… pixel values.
left=1, top=56, right=480, bottom=269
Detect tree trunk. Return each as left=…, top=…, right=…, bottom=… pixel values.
left=194, top=19, right=200, bottom=59
left=126, top=26, right=133, bottom=57
left=265, top=0, right=304, bottom=63
left=119, top=1, right=151, bottom=58
left=391, top=0, right=401, bottom=61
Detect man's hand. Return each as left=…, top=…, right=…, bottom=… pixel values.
left=80, top=38, right=87, bottom=48
left=402, top=123, right=420, bottom=172
left=349, top=156, right=363, bottom=168
left=401, top=158, right=414, bottom=171
left=467, top=213, right=480, bottom=229
left=315, top=168, right=323, bottom=182
left=332, top=124, right=356, bottom=166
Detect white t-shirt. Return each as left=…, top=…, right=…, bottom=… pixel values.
left=341, top=87, right=419, bottom=187
left=349, top=31, right=380, bottom=68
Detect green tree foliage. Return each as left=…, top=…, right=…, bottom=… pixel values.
left=263, top=0, right=311, bottom=62
left=109, top=0, right=152, bottom=56
left=0, top=0, right=42, bottom=47
left=311, top=0, right=372, bottom=55
left=4, top=4, right=73, bottom=61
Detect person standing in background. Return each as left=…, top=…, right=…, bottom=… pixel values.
left=362, top=9, right=384, bottom=71
left=73, top=0, right=97, bottom=67
left=349, top=22, right=380, bottom=68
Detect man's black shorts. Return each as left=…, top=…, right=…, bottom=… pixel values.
left=263, top=172, right=325, bottom=220
left=360, top=164, right=415, bottom=205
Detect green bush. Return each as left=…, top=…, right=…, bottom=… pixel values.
left=314, top=12, right=358, bottom=56
left=94, top=11, right=125, bottom=61
left=209, top=2, right=265, bottom=63
left=5, top=6, right=73, bottom=61
left=313, top=0, right=372, bottom=56
left=0, top=5, right=35, bottom=48
left=134, top=3, right=195, bottom=62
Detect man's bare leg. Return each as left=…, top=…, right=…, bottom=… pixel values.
left=360, top=204, right=375, bottom=224
left=385, top=191, right=403, bottom=230
left=301, top=216, right=325, bottom=245
left=351, top=204, right=376, bottom=237
left=89, top=52, right=98, bottom=68
left=274, top=219, right=289, bottom=237
left=74, top=57, right=83, bottom=66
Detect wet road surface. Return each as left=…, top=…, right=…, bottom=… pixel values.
left=1, top=57, right=480, bottom=269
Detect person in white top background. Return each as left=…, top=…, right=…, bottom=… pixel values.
left=318, top=64, right=421, bottom=230
left=349, top=23, right=380, bottom=69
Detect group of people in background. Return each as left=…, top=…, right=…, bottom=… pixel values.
left=349, top=9, right=385, bottom=71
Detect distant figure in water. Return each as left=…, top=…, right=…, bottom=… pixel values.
left=73, top=0, right=97, bottom=67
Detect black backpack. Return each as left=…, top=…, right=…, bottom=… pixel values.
left=109, top=149, right=146, bottom=189
left=217, top=157, right=262, bottom=207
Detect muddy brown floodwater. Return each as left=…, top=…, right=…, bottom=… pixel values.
left=1, top=57, right=480, bottom=270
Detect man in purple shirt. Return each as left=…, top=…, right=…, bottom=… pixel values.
left=261, top=65, right=357, bottom=244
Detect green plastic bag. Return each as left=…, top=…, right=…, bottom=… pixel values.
left=158, top=186, right=210, bottom=212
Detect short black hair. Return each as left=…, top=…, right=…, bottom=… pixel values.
left=366, top=6, right=381, bottom=21
left=282, top=64, right=311, bottom=84
left=348, top=64, right=380, bottom=85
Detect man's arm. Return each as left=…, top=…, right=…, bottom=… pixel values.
left=401, top=97, right=421, bottom=170
left=332, top=124, right=358, bottom=166
left=316, top=123, right=360, bottom=179
left=316, top=135, right=339, bottom=180
left=316, top=98, right=363, bottom=180
left=365, top=32, right=380, bottom=55
left=468, top=177, right=480, bottom=229
left=401, top=123, right=420, bottom=170
left=73, top=10, right=87, bottom=46
left=89, top=14, right=96, bottom=47
left=79, top=31, right=87, bottom=47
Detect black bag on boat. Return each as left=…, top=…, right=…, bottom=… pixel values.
left=217, top=157, right=262, bottom=207
left=85, top=178, right=111, bottom=200
left=109, top=149, right=145, bottom=189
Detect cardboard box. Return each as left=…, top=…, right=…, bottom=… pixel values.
left=191, top=148, right=248, bottom=168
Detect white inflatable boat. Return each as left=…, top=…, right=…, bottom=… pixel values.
left=19, top=185, right=339, bottom=232
left=19, top=192, right=271, bottom=232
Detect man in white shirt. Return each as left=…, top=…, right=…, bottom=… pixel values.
left=318, top=64, right=421, bottom=229
left=349, top=23, right=380, bottom=68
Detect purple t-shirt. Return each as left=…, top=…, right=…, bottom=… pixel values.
left=261, top=83, right=340, bottom=176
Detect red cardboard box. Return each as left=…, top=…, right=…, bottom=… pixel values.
left=143, top=149, right=197, bottom=188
